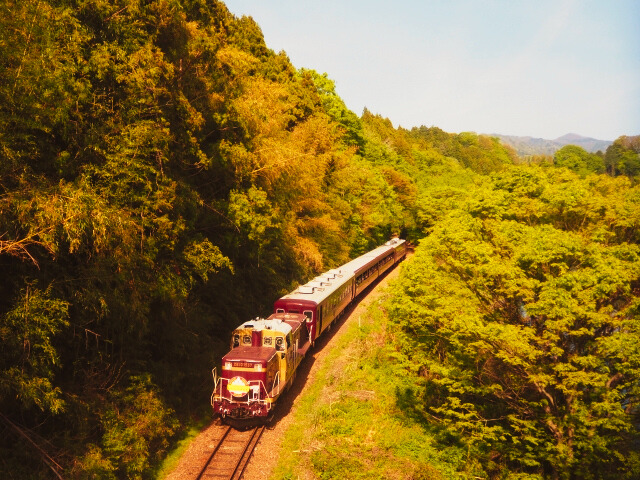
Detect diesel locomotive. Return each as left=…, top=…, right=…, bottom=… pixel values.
left=211, top=238, right=406, bottom=424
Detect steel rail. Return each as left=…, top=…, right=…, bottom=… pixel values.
left=195, top=425, right=265, bottom=480
left=195, top=425, right=231, bottom=480
left=230, top=425, right=265, bottom=480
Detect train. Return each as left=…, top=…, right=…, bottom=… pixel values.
left=210, top=238, right=407, bottom=425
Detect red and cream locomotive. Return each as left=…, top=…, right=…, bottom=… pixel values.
left=211, top=238, right=406, bottom=424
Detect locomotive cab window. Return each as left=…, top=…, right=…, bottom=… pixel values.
left=276, top=308, right=285, bottom=313
left=263, top=336, right=272, bottom=346
left=243, top=335, right=251, bottom=345
left=233, top=334, right=240, bottom=347
left=276, top=337, right=285, bottom=351
left=303, top=310, right=313, bottom=321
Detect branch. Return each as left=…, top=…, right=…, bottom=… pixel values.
left=104, top=5, right=128, bottom=22
left=606, top=372, right=624, bottom=389
left=532, top=380, right=556, bottom=410
left=199, top=201, right=241, bottom=233
left=0, top=413, right=65, bottom=479
left=0, top=230, right=54, bottom=267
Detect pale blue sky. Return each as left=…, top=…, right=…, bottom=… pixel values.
left=225, top=0, right=639, bottom=140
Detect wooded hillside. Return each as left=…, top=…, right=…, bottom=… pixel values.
left=388, top=167, right=640, bottom=479
left=1, top=0, right=638, bottom=478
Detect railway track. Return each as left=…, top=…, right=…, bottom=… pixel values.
left=195, top=425, right=265, bottom=480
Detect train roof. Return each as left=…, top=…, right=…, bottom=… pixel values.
left=277, top=267, right=354, bottom=304
left=222, top=345, right=277, bottom=363
left=385, top=238, right=405, bottom=247
left=276, top=239, right=403, bottom=305
left=340, top=244, right=395, bottom=275
left=235, top=317, right=293, bottom=336
left=266, top=312, right=306, bottom=329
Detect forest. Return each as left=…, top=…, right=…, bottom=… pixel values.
left=0, top=0, right=638, bottom=478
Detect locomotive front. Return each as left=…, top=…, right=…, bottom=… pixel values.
left=211, top=342, right=279, bottom=420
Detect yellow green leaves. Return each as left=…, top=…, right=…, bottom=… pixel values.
left=387, top=165, right=640, bottom=477
left=216, top=45, right=258, bottom=77
left=183, top=239, right=233, bottom=282
left=231, top=78, right=292, bottom=139
left=98, top=374, right=178, bottom=479
left=554, top=144, right=605, bottom=176
left=0, top=285, right=69, bottom=413
left=228, top=186, right=276, bottom=245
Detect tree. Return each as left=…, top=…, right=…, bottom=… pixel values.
left=302, top=69, right=365, bottom=149
left=554, top=144, right=605, bottom=176
left=605, top=136, right=640, bottom=177
left=0, top=285, right=69, bottom=414
left=388, top=166, right=640, bottom=479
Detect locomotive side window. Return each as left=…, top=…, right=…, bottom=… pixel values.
left=243, top=335, right=251, bottom=345
left=289, top=309, right=299, bottom=313
left=303, top=310, right=313, bottom=321
left=276, top=308, right=285, bottom=313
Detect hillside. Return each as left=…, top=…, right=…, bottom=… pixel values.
left=1, top=1, right=638, bottom=479
left=492, top=132, right=612, bottom=156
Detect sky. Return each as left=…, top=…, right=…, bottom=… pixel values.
left=225, top=0, right=640, bottom=141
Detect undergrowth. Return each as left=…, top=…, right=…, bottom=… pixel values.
left=270, top=286, right=476, bottom=479
left=156, top=416, right=211, bottom=479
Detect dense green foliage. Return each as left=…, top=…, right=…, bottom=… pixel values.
left=388, top=167, right=640, bottom=479
left=553, top=144, right=605, bottom=175
left=272, top=297, right=470, bottom=480
left=0, top=0, right=515, bottom=477
left=1, top=0, right=638, bottom=478
left=605, top=135, right=640, bottom=177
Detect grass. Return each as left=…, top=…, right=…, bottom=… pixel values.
left=269, top=290, right=472, bottom=480
left=155, top=416, right=211, bottom=479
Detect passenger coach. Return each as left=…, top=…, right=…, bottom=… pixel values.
left=273, top=238, right=406, bottom=344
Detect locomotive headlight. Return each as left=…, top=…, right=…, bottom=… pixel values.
left=224, top=362, right=232, bottom=370
left=254, top=364, right=262, bottom=371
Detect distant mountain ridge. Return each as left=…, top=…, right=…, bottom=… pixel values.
left=490, top=133, right=612, bottom=157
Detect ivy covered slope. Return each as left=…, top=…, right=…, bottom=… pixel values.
left=388, top=167, right=640, bottom=479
